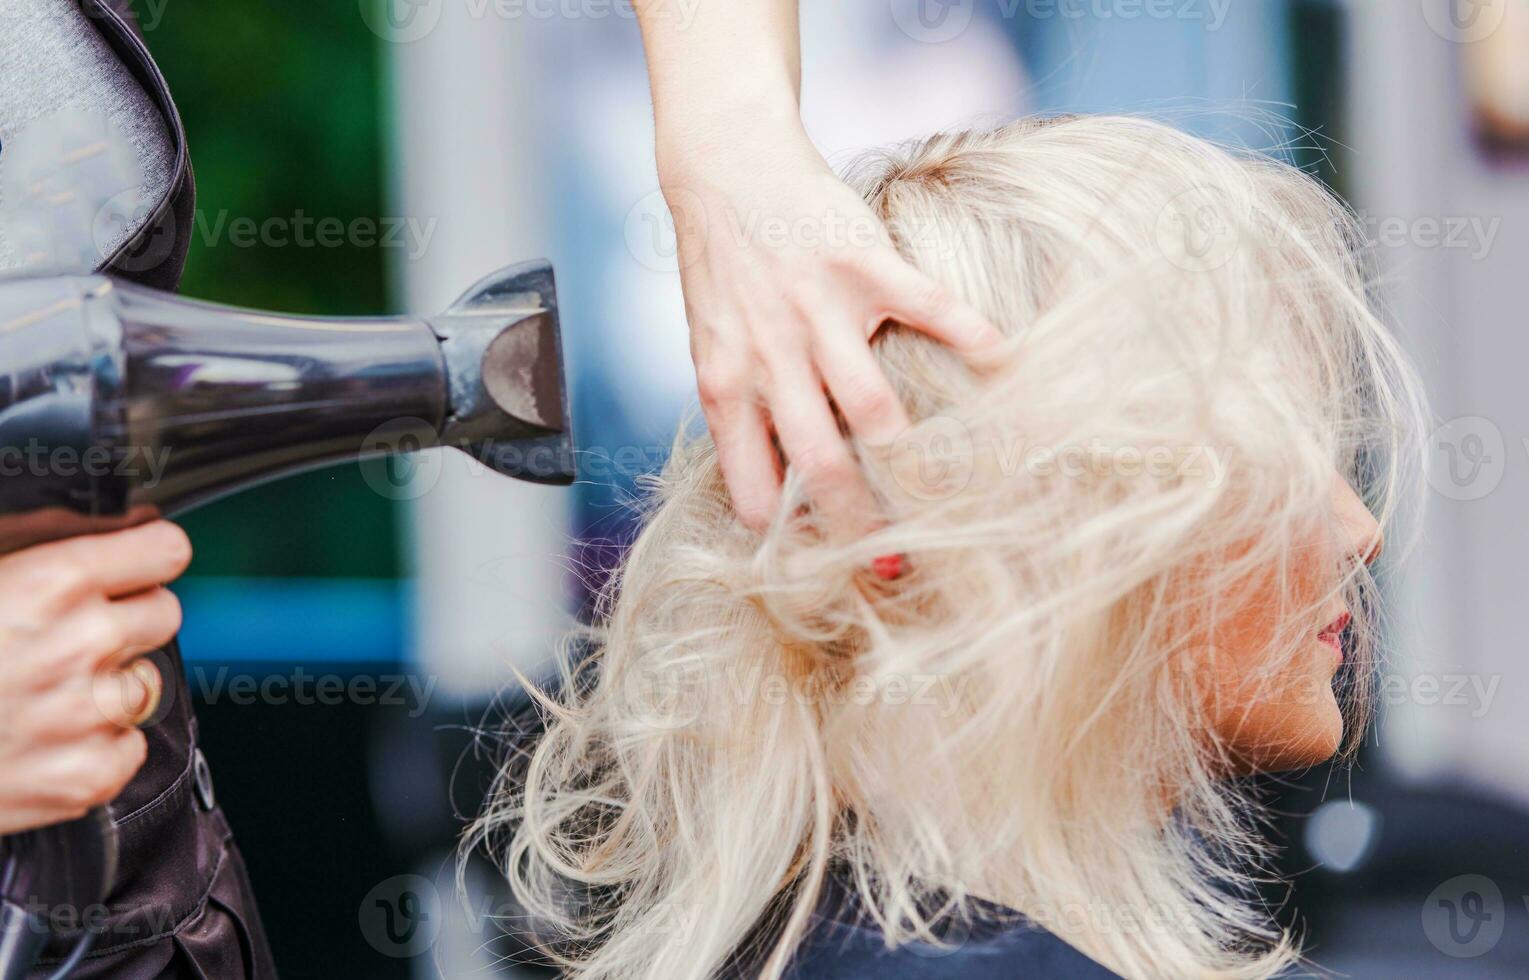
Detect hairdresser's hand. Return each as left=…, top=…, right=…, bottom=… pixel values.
left=661, top=132, right=1002, bottom=532
left=635, top=0, right=1002, bottom=534
left=0, top=521, right=188, bottom=835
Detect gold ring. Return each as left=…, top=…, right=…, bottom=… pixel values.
left=124, top=658, right=163, bottom=728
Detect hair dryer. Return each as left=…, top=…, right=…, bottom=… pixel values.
left=0, top=260, right=575, bottom=977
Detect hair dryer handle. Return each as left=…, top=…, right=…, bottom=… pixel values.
left=0, top=808, right=118, bottom=980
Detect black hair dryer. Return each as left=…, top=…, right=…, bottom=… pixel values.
left=0, top=260, right=576, bottom=977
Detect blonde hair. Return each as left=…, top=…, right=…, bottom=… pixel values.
left=468, top=115, right=1427, bottom=979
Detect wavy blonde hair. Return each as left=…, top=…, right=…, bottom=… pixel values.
left=468, top=115, right=1427, bottom=979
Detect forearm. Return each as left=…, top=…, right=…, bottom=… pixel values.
left=633, top=0, right=808, bottom=177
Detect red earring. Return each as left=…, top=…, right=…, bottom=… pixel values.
left=871, top=553, right=906, bottom=581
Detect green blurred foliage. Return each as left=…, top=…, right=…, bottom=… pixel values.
left=132, top=0, right=403, bottom=579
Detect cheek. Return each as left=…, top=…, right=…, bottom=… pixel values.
left=1193, top=526, right=1348, bottom=772
left=1208, top=652, right=1344, bottom=772
left=1200, top=610, right=1345, bottom=772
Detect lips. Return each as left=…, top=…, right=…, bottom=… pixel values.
left=1318, top=612, right=1351, bottom=658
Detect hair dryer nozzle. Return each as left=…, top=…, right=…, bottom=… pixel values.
left=431, top=260, right=576, bottom=485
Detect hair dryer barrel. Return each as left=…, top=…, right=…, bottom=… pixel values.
left=0, top=261, right=575, bottom=553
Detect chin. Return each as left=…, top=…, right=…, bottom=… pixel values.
left=1249, top=699, right=1345, bottom=773
left=1223, top=688, right=1345, bottom=775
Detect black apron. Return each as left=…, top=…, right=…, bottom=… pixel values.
left=31, top=3, right=277, bottom=975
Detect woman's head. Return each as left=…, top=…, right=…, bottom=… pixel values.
left=476, top=115, right=1426, bottom=980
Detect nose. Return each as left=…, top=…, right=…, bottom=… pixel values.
left=1333, top=476, right=1383, bottom=566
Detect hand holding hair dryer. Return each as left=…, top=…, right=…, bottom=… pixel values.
left=0, top=260, right=576, bottom=978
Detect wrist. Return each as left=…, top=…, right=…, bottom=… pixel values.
left=654, top=89, right=808, bottom=183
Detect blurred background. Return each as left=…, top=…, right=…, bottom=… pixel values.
left=118, top=0, right=1529, bottom=975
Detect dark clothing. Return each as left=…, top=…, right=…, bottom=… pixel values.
left=35, top=643, right=276, bottom=978
left=83, top=0, right=196, bottom=294
left=739, top=874, right=1122, bottom=980
left=31, top=3, right=276, bottom=976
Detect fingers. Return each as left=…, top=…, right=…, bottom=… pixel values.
left=869, top=257, right=1004, bottom=354
left=768, top=362, right=882, bottom=538
left=813, top=328, right=911, bottom=447
left=702, top=383, right=783, bottom=533
left=0, top=520, right=192, bottom=617
left=22, top=657, right=162, bottom=740
left=95, top=589, right=184, bottom=670
left=30, top=730, right=149, bottom=820
left=13, top=588, right=182, bottom=691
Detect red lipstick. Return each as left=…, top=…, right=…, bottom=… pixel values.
left=1318, top=612, right=1351, bottom=658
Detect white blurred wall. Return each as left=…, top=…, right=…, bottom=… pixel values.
left=384, top=3, right=573, bottom=698
left=1348, top=0, right=1529, bottom=803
